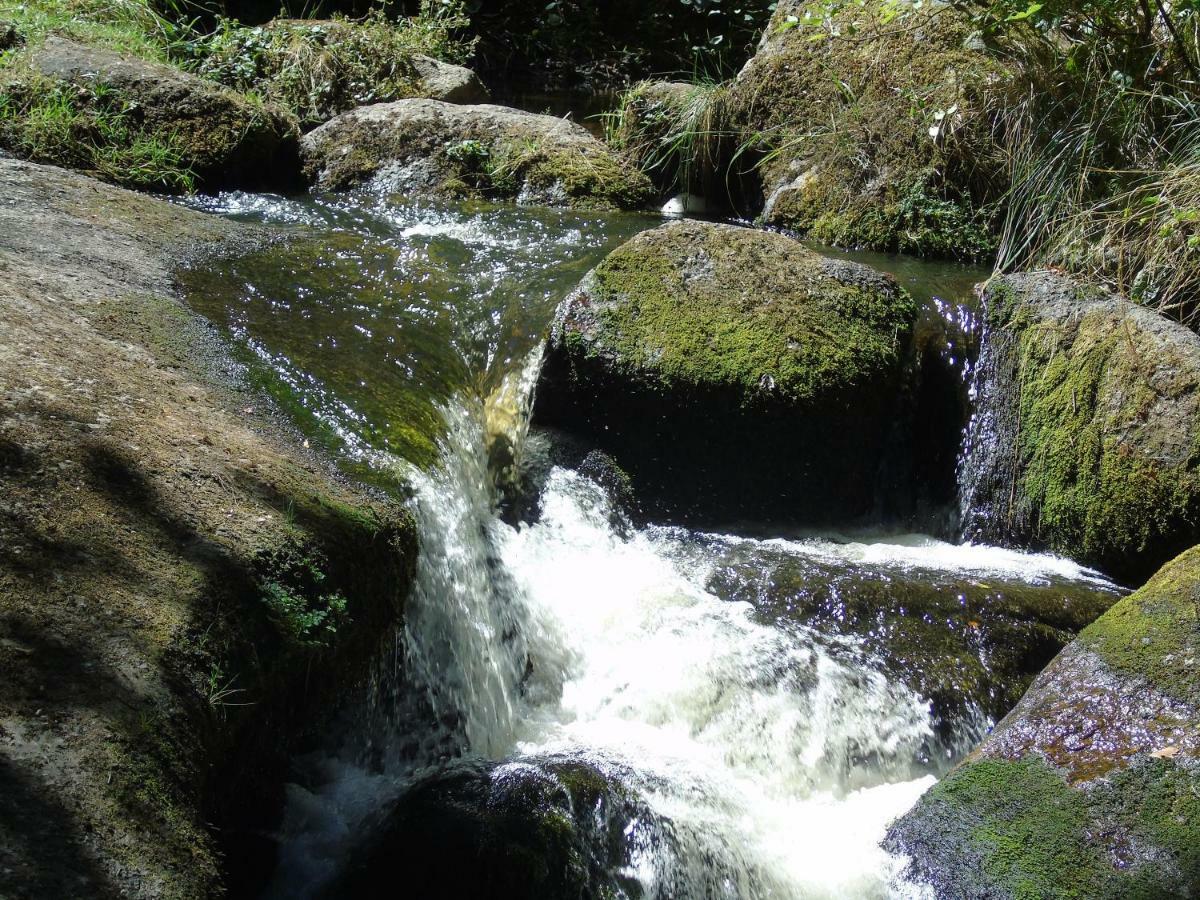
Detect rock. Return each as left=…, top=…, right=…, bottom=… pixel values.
left=722, top=2, right=1018, bottom=257
left=412, top=54, right=489, bottom=104
left=705, top=539, right=1120, bottom=730
left=300, top=98, right=654, bottom=209
left=327, top=757, right=653, bottom=899
left=0, top=159, right=415, bottom=897
left=959, top=272, right=1200, bottom=584
left=887, top=545, right=1200, bottom=898
left=21, top=36, right=299, bottom=189
left=532, top=219, right=925, bottom=525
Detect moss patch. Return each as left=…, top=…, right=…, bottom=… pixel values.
left=726, top=1, right=1018, bottom=258
left=569, top=220, right=915, bottom=402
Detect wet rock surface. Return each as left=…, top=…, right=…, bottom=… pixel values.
left=327, top=756, right=657, bottom=900
left=960, top=272, right=1200, bottom=583
left=887, top=545, right=1200, bottom=898
left=0, top=159, right=416, bottom=898
left=300, top=98, right=654, bottom=209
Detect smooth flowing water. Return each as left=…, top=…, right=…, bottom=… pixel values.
left=180, top=192, right=1118, bottom=898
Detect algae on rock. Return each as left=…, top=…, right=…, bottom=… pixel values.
left=887, top=545, right=1200, bottom=898
left=534, top=219, right=934, bottom=525
left=960, top=272, right=1200, bottom=584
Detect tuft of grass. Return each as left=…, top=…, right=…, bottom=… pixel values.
left=605, top=78, right=737, bottom=202
left=0, top=72, right=197, bottom=190
left=1, top=0, right=197, bottom=62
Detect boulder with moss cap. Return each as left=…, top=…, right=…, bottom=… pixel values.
left=887, top=544, right=1200, bottom=898
left=533, top=219, right=932, bottom=525
left=300, top=98, right=655, bottom=209
left=960, top=271, right=1200, bottom=584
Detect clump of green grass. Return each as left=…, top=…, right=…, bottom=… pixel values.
left=1, top=0, right=194, bottom=62
left=196, top=7, right=475, bottom=127
left=605, top=78, right=736, bottom=200
left=0, top=72, right=196, bottom=190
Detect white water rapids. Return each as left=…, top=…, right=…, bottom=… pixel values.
left=269, top=380, right=1113, bottom=900
left=180, top=191, right=1115, bottom=898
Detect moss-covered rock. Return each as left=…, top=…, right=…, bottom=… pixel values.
left=327, top=757, right=652, bottom=900
left=887, top=546, right=1200, bottom=898
left=198, top=16, right=487, bottom=129
left=1, top=36, right=299, bottom=191
left=0, top=159, right=416, bottom=897
left=300, top=98, right=655, bottom=209
left=533, top=219, right=932, bottom=524
left=960, top=272, right=1200, bottom=584
left=722, top=1, right=1018, bottom=258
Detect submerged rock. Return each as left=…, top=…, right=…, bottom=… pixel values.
left=887, top=545, right=1200, bottom=898
left=533, top=219, right=932, bottom=525
left=0, top=159, right=416, bottom=897
left=722, top=2, right=1017, bottom=257
left=300, top=99, right=655, bottom=209
left=960, top=272, right=1200, bottom=584
left=14, top=36, right=300, bottom=189
left=328, top=757, right=651, bottom=899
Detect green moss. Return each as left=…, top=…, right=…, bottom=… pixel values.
left=1079, top=546, right=1200, bottom=701
left=1004, top=298, right=1200, bottom=578
left=729, top=2, right=1017, bottom=258
left=576, top=221, right=915, bottom=403
left=943, top=758, right=1111, bottom=899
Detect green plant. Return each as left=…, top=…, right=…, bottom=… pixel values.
left=194, top=9, right=475, bottom=126
left=0, top=74, right=197, bottom=190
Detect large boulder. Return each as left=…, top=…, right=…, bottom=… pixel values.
left=327, top=757, right=656, bottom=899
left=198, top=18, right=488, bottom=128
left=0, top=159, right=415, bottom=897
left=8, top=36, right=300, bottom=189
left=721, top=2, right=1018, bottom=257
left=887, top=545, right=1200, bottom=898
left=532, top=219, right=936, bottom=525
left=300, top=99, right=655, bottom=209
left=960, top=272, right=1200, bottom=584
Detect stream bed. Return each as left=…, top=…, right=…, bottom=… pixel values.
left=179, top=191, right=1121, bottom=898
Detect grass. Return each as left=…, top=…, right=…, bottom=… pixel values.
left=604, top=78, right=736, bottom=200
left=195, top=7, right=476, bottom=127
left=0, top=73, right=197, bottom=190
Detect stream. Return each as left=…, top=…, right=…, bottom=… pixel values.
left=179, top=191, right=1120, bottom=898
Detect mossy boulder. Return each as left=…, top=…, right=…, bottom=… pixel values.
left=723, top=1, right=1018, bottom=258
left=960, top=272, right=1200, bottom=584
left=6, top=36, right=300, bottom=190
left=198, top=17, right=488, bottom=128
left=300, top=98, right=655, bottom=209
left=533, top=219, right=934, bottom=525
left=327, top=757, right=652, bottom=899
left=887, top=545, right=1200, bottom=898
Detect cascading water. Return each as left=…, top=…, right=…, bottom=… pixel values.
left=179, top=191, right=1120, bottom=899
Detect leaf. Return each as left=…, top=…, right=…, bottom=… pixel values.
left=1006, top=2, right=1043, bottom=22
left=1150, top=746, right=1180, bottom=759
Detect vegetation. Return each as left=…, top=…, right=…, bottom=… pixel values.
left=0, top=72, right=197, bottom=189
left=196, top=8, right=474, bottom=126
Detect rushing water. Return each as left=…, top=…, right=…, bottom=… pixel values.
left=180, top=191, right=1118, bottom=898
